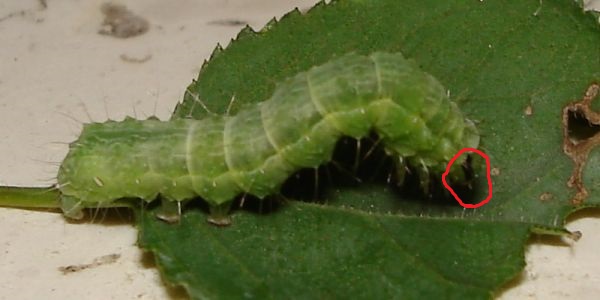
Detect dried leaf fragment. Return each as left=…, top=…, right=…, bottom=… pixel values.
left=99, top=3, right=149, bottom=38
left=59, top=253, right=121, bottom=274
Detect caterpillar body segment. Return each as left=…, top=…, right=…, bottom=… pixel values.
left=57, top=52, right=480, bottom=222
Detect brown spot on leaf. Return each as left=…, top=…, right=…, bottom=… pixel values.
left=539, top=192, right=553, bottom=202
left=562, top=83, right=600, bottom=205
left=491, top=167, right=500, bottom=176
left=524, top=105, right=533, bottom=116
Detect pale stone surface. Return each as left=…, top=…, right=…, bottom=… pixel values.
left=0, top=0, right=598, bottom=299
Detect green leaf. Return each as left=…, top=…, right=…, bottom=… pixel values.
left=140, top=0, right=599, bottom=298
left=139, top=201, right=530, bottom=299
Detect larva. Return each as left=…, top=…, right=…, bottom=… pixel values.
left=57, top=52, right=480, bottom=224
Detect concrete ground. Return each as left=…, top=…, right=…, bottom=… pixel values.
left=0, top=1, right=599, bottom=299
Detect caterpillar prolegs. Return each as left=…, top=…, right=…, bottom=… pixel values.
left=57, top=52, right=480, bottom=224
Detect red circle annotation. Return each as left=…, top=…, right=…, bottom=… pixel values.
left=441, top=148, right=492, bottom=208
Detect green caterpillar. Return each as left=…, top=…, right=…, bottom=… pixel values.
left=57, top=52, right=480, bottom=224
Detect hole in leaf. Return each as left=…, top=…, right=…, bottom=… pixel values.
left=566, top=110, right=600, bottom=143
